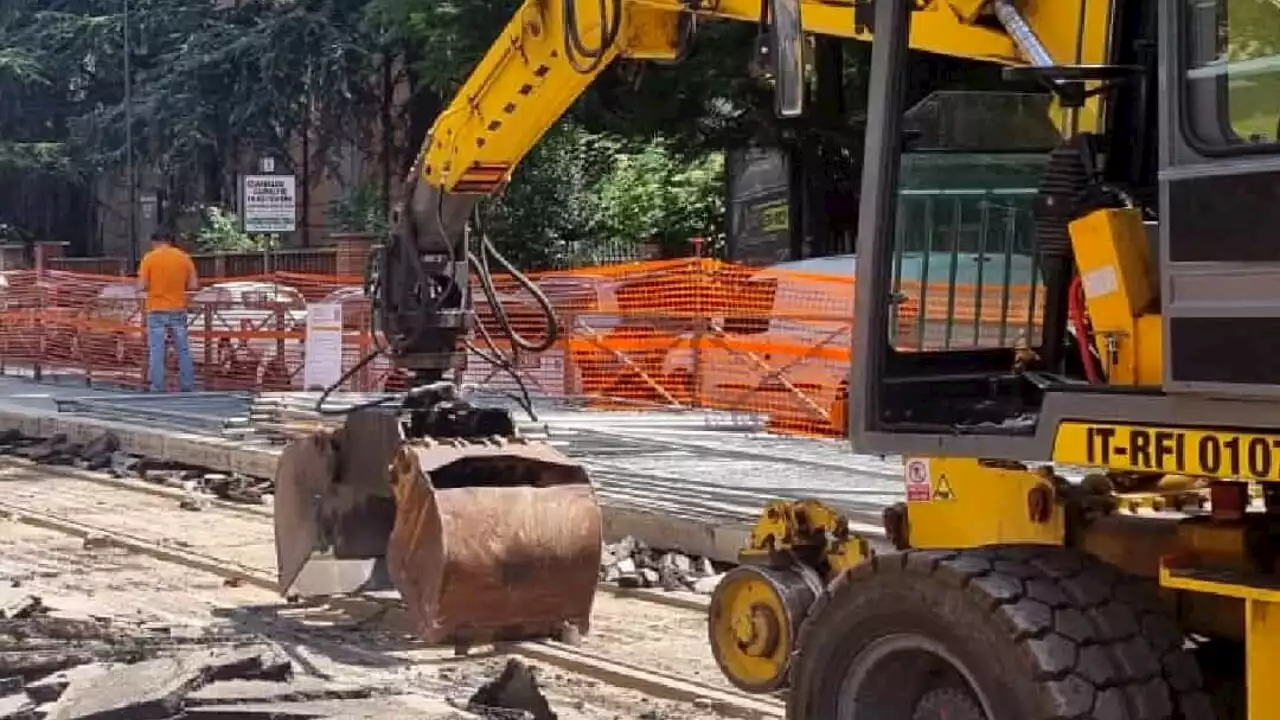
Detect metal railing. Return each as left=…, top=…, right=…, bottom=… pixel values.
left=892, top=187, right=1044, bottom=351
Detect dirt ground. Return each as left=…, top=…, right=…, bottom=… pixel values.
left=0, top=459, right=759, bottom=719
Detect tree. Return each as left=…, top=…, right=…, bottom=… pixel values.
left=593, top=136, right=726, bottom=257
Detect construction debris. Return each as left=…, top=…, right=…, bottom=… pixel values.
left=467, top=659, right=556, bottom=720
left=599, top=536, right=724, bottom=595
left=0, top=430, right=272, bottom=508
left=4, top=430, right=729, bottom=599
left=0, top=594, right=517, bottom=719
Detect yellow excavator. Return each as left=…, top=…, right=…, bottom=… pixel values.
left=272, top=0, right=1280, bottom=714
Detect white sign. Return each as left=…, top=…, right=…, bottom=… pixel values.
left=139, top=192, right=157, bottom=221
left=242, top=175, right=297, bottom=233
left=303, top=303, right=344, bottom=391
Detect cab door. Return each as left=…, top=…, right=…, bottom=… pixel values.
left=1161, top=0, right=1280, bottom=395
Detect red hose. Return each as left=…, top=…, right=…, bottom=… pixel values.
left=1068, top=274, right=1103, bottom=384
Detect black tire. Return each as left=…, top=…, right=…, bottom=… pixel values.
left=787, top=546, right=1216, bottom=720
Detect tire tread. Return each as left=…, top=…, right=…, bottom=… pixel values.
left=788, top=546, right=1214, bottom=720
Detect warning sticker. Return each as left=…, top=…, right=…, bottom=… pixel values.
left=904, top=459, right=932, bottom=502
left=933, top=474, right=956, bottom=501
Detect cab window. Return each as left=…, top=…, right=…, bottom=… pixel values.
left=1184, top=0, right=1280, bottom=148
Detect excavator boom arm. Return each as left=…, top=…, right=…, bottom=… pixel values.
left=383, top=0, right=1109, bottom=379
left=420, top=0, right=1028, bottom=199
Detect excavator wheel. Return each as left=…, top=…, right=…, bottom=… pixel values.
left=707, top=564, right=822, bottom=693
left=786, top=547, right=1216, bottom=720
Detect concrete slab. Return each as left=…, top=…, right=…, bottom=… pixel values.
left=182, top=643, right=292, bottom=683
left=23, top=663, right=110, bottom=704
left=186, top=678, right=375, bottom=706
left=42, top=656, right=201, bottom=720
left=181, top=696, right=466, bottom=719
left=0, top=691, right=36, bottom=719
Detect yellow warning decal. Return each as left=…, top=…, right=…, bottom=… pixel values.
left=933, top=474, right=955, bottom=501
left=1054, top=422, right=1280, bottom=482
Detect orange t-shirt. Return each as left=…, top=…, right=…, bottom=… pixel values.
left=138, top=246, right=195, bottom=312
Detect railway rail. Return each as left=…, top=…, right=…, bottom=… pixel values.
left=0, top=455, right=784, bottom=719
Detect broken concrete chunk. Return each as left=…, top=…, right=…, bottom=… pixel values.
left=186, top=678, right=375, bottom=706
left=659, top=552, right=691, bottom=574
left=181, top=643, right=293, bottom=683
left=182, top=697, right=458, bottom=719
left=80, top=433, right=119, bottom=459
left=692, top=573, right=725, bottom=595
left=76, top=433, right=120, bottom=471
left=108, top=452, right=141, bottom=478
left=0, top=690, right=35, bottom=719
left=80, top=535, right=110, bottom=550
left=179, top=496, right=209, bottom=512
left=600, top=538, right=717, bottom=593
left=0, top=594, right=43, bottom=620
left=467, top=658, right=556, bottom=720
left=23, top=663, right=111, bottom=704
left=43, top=656, right=203, bottom=720
left=0, top=429, right=25, bottom=449
left=615, top=574, right=643, bottom=589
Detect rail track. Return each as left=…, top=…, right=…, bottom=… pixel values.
left=0, top=456, right=783, bottom=719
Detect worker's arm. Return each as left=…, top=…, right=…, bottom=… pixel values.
left=185, top=255, right=199, bottom=292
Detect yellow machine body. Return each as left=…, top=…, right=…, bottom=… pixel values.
left=1068, top=207, right=1163, bottom=386
left=296, top=0, right=1280, bottom=712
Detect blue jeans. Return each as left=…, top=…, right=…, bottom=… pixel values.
left=147, top=310, right=194, bottom=393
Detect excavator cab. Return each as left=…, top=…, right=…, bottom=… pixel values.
left=775, top=0, right=1280, bottom=717
left=847, top=0, right=1163, bottom=450
left=715, top=0, right=1280, bottom=717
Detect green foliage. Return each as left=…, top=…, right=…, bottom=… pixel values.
left=0, top=142, right=72, bottom=175
left=486, top=121, right=725, bottom=268
left=327, top=182, right=389, bottom=235
left=485, top=122, right=611, bottom=268
left=595, top=137, right=726, bottom=256
left=2, top=0, right=772, bottom=264
left=192, top=206, right=276, bottom=253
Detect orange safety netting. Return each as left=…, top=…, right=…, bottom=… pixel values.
left=0, top=258, right=1043, bottom=437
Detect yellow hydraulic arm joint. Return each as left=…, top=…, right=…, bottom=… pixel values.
left=413, top=0, right=1112, bottom=201
left=421, top=0, right=684, bottom=195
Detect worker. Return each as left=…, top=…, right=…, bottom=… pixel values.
left=137, top=231, right=198, bottom=393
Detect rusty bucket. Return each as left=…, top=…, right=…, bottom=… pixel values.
left=385, top=437, right=603, bottom=645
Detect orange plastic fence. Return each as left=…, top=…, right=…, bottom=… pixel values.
left=0, top=258, right=1043, bottom=437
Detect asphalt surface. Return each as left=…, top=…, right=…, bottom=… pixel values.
left=0, top=373, right=905, bottom=531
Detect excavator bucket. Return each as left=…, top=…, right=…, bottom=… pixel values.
left=274, top=410, right=403, bottom=597
left=273, top=408, right=603, bottom=645
left=386, top=437, right=602, bottom=644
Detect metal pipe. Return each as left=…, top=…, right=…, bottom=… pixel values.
left=991, top=0, right=1055, bottom=67
left=124, top=0, right=137, bottom=268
